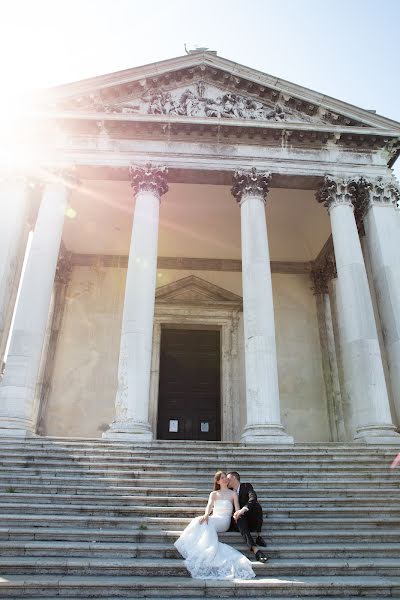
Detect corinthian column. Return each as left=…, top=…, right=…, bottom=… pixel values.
left=0, top=175, right=32, bottom=369
left=316, top=176, right=399, bottom=443
left=0, top=170, right=75, bottom=437
left=104, top=164, right=168, bottom=441
left=357, top=176, right=400, bottom=424
left=231, top=168, right=293, bottom=444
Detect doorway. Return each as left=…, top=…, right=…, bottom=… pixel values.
left=157, top=328, right=221, bottom=440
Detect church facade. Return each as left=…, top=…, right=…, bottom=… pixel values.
left=1, top=51, right=400, bottom=444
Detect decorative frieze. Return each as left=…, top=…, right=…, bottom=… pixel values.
left=231, top=167, right=272, bottom=203
left=109, top=82, right=312, bottom=123
left=129, top=163, right=169, bottom=199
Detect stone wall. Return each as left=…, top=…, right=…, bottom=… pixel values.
left=44, top=266, right=330, bottom=442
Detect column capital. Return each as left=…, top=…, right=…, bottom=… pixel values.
left=311, top=257, right=337, bottom=295
left=37, top=167, right=81, bottom=189
left=129, top=163, right=169, bottom=199
left=315, top=175, right=358, bottom=213
left=231, top=167, right=272, bottom=204
left=55, top=250, right=73, bottom=285
left=354, top=176, right=400, bottom=219
left=0, top=172, right=35, bottom=187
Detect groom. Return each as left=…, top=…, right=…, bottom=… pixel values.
left=227, top=471, right=268, bottom=563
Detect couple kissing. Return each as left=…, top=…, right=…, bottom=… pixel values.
left=175, top=470, right=268, bottom=580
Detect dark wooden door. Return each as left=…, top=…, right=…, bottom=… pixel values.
left=157, top=329, right=221, bottom=441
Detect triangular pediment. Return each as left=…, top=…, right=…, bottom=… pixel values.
left=44, top=52, right=400, bottom=132
left=155, top=275, right=242, bottom=307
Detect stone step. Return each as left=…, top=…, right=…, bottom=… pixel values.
left=1, top=471, right=397, bottom=488
left=0, top=444, right=395, bottom=468
left=1, top=472, right=397, bottom=488
left=2, top=513, right=399, bottom=530
left=1, top=457, right=396, bottom=472
left=1, top=438, right=396, bottom=450
left=2, top=492, right=399, bottom=508
left=1, top=556, right=400, bottom=577
left=0, top=597, right=390, bottom=600
left=2, top=539, right=400, bottom=559
left=0, top=502, right=398, bottom=521
left=1, top=481, right=399, bottom=497
left=0, top=574, right=399, bottom=598
left=3, top=526, right=400, bottom=544
left=0, top=499, right=398, bottom=515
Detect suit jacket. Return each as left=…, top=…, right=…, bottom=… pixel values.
left=238, top=482, right=259, bottom=511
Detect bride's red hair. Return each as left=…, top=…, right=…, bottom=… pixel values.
left=214, top=471, right=226, bottom=491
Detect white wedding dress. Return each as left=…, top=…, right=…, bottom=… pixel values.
left=174, top=499, right=255, bottom=580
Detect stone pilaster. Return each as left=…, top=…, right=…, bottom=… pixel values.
left=356, top=176, right=400, bottom=425
left=36, top=248, right=73, bottom=436
left=311, top=258, right=347, bottom=442
left=0, top=175, right=33, bottom=370
left=232, top=167, right=293, bottom=444
left=0, top=169, right=77, bottom=437
left=103, top=164, right=168, bottom=441
left=316, top=175, right=399, bottom=443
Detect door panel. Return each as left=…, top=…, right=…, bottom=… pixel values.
left=157, top=329, right=221, bottom=441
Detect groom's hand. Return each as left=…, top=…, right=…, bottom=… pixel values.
left=233, top=508, right=247, bottom=521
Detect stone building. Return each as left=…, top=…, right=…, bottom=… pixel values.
left=1, top=51, right=400, bottom=445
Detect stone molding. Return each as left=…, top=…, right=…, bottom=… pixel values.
left=150, top=305, right=242, bottom=442
left=231, top=167, right=272, bottom=203
left=70, top=253, right=312, bottom=274
left=129, top=163, right=169, bottom=199
left=155, top=275, right=243, bottom=309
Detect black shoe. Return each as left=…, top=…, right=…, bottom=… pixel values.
left=256, top=535, right=266, bottom=547
left=255, top=550, right=268, bottom=563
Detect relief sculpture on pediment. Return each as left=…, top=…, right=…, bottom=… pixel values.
left=96, top=81, right=316, bottom=123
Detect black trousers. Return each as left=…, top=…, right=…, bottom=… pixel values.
left=235, top=502, right=263, bottom=549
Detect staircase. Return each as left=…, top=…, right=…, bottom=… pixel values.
left=0, top=438, right=399, bottom=599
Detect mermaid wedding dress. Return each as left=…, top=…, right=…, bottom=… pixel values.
left=174, top=499, right=255, bottom=580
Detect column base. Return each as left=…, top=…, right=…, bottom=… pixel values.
left=354, top=424, right=400, bottom=444
left=241, top=424, right=294, bottom=445
left=0, top=417, right=36, bottom=438
left=102, top=419, right=153, bottom=442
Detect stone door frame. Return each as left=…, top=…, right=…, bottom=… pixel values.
left=149, top=304, right=242, bottom=441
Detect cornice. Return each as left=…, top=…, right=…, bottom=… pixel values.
left=33, top=110, right=400, bottom=157
left=42, top=52, right=400, bottom=132
left=35, top=110, right=400, bottom=137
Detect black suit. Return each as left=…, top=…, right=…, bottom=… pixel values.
left=231, top=482, right=263, bottom=549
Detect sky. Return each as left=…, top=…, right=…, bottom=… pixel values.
left=1, top=0, right=399, bottom=176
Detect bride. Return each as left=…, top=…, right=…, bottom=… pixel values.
left=174, top=471, right=255, bottom=580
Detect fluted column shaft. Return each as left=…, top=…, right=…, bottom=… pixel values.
left=360, top=177, right=400, bottom=424
left=232, top=168, right=293, bottom=444
left=104, top=164, right=168, bottom=441
left=0, top=177, right=32, bottom=367
left=0, top=175, right=72, bottom=436
left=316, top=176, right=398, bottom=443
